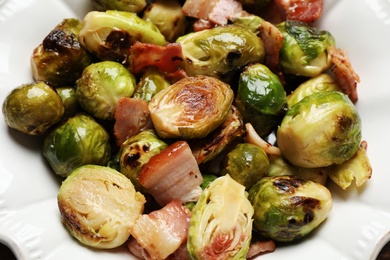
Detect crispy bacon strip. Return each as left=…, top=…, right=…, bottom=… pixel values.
left=329, top=46, right=360, bottom=103
left=258, top=20, right=285, bottom=84
left=275, top=0, right=323, bottom=23
left=113, top=97, right=153, bottom=146
left=245, top=123, right=281, bottom=155
left=127, top=42, right=183, bottom=75
left=247, top=240, right=276, bottom=259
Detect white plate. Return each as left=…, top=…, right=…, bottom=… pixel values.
left=0, top=0, right=389, bottom=259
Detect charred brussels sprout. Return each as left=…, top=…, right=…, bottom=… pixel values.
left=277, top=90, right=362, bottom=168
left=58, top=164, right=145, bottom=249
left=236, top=63, right=287, bottom=137
left=76, top=61, right=136, bottom=120
left=31, top=18, right=93, bottom=87
left=56, top=87, right=80, bottom=119
left=277, top=21, right=335, bottom=77
left=91, top=0, right=146, bottom=13
left=2, top=81, right=64, bottom=135
left=177, top=25, right=264, bottom=81
left=119, top=130, right=168, bottom=193
left=79, top=10, right=167, bottom=63
left=287, top=73, right=341, bottom=108
left=248, top=176, right=332, bottom=242
left=43, top=114, right=111, bottom=177
left=149, top=76, right=234, bottom=139
left=221, top=143, right=269, bottom=190
left=142, top=0, right=186, bottom=42
left=187, top=175, right=253, bottom=259
left=133, top=68, right=170, bottom=102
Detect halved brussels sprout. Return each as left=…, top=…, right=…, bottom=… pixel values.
left=142, top=0, right=187, bottom=42
left=133, top=67, right=171, bottom=102
left=248, top=175, right=332, bottom=242
left=91, top=0, right=146, bottom=13
left=2, top=81, right=64, bottom=135
left=56, top=86, right=80, bottom=119
left=277, top=21, right=335, bottom=77
left=31, top=18, right=93, bottom=87
left=236, top=63, right=287, bottom=137
left=221, top=143, right=269, bottom=190
left=287, top=73, right=341, bottom=108
left=187, top=175, right=253, bottom=259
left=231, top=14, right=264, bottom=35
left=79, top=10, right=167, bottom=63
left=149, top=76, right=234, bottom=139
left=119, top=130, right=168, bottom=193
left=43, top=114, right=111, bottom=177
left=76, top=61, right=136, bottom=120
left=177, top=25, right=264, bottom=81
left=277, top=90, right=362, bottom=168
left=57, top=164, right=145, bottom=249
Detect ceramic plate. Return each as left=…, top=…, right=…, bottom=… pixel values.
left=0, top=0, right=389, bottom=259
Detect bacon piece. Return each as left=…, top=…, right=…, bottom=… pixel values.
left=127, top=42, right=183, bottom=75
left=129, top=200, right=191, bottom=260
left=138, top=140, right=203, bottom=206
left=246, top=240, right=276, bottom=259
left=113, top=97, right=153, bottom=146
left=275, top=0, right=323, bottom=23
left=164, top=69, right=188, bottom=84
left=182, top=0, right=243, bottom=25
left=258, top=20, right=285, bottom=84
left=193, top=19, right=216, bottom=32
left=244, top=123, right=281, bottom=155
left=329, top=46, right=360, bottom=103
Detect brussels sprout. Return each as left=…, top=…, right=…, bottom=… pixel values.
left=2, top=81, right=64, bottom=135
left=76, top=61, right=136, bottom=120
left=119, top=130, right=168, bottom=193
left=57, top=164, right=145, bottom=249
left=221, top=143, right=269, bottom=190
left=277, top=90, right=362, bottom=168
left=200, top=174, right=218, bottom=190
left=267, top=154, right=328, bottom=185
left=31, top=18, right=93, bottom=87
left=235, top=63, right=287, bottom=137
left=133, top=67, right=170, bottom=102
left=79, top=10, right=167, bottom=63
left=231, top=14, right=264, bottom=35
left=149, top=76, right=234, bottom=139
left=187, top=175, right=253, bottom=259
left=56, top=86, right=80, bottom=119
left=322, top=142, right=372, bottom=190
left=142, top=0, right=187, bottom=42
left=287, top=73, right=341, bottom=108
left=177, top=25, right=264, bottom=81
left=43, top=114, right=111, bottom=177
left=91, top=0, right=146, bottom=13
left=277, top=21, right=335, bottom=77
left=248, top=175, right=332, bottom=242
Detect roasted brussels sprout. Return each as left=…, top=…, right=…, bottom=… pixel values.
left=118, top=130, right=168, bottom=193
left=149, top=76, right=234, bottom=139
left=277, top=21, right=335, bottom=77
left=287, top=73, right=341, bottom=108
left=142, top=0, right=186, bottom=42
left=221, top=143, right=269, bottom=189
left=133, top=67, right=170, bottom=102
left=231, top=14, right=264, bottom=35
left=79, top=10, right=167, bottom=63
left=91, top=0, right=146, bottom=13
left=187, top=175, right=254, bottom=259
left=177, top=25, right=264, bottom=81
left=277, top=90, right=362, bottom=168
left=248, top=175, right=332, bottom=242
left=236, top=63, right=287, bottom=137
left=76, top=61, right=136, bottom=120
left=43, top=114, right=111, bottom=177
left=31, top=18, right=93, bottom=87
left=2, top=81, right=64, bottom=135
left=58, top=164, right=145, bottom=249
left=56, top=86, right=80, bottom=119
left=322, top=141, right=372, bottom=190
